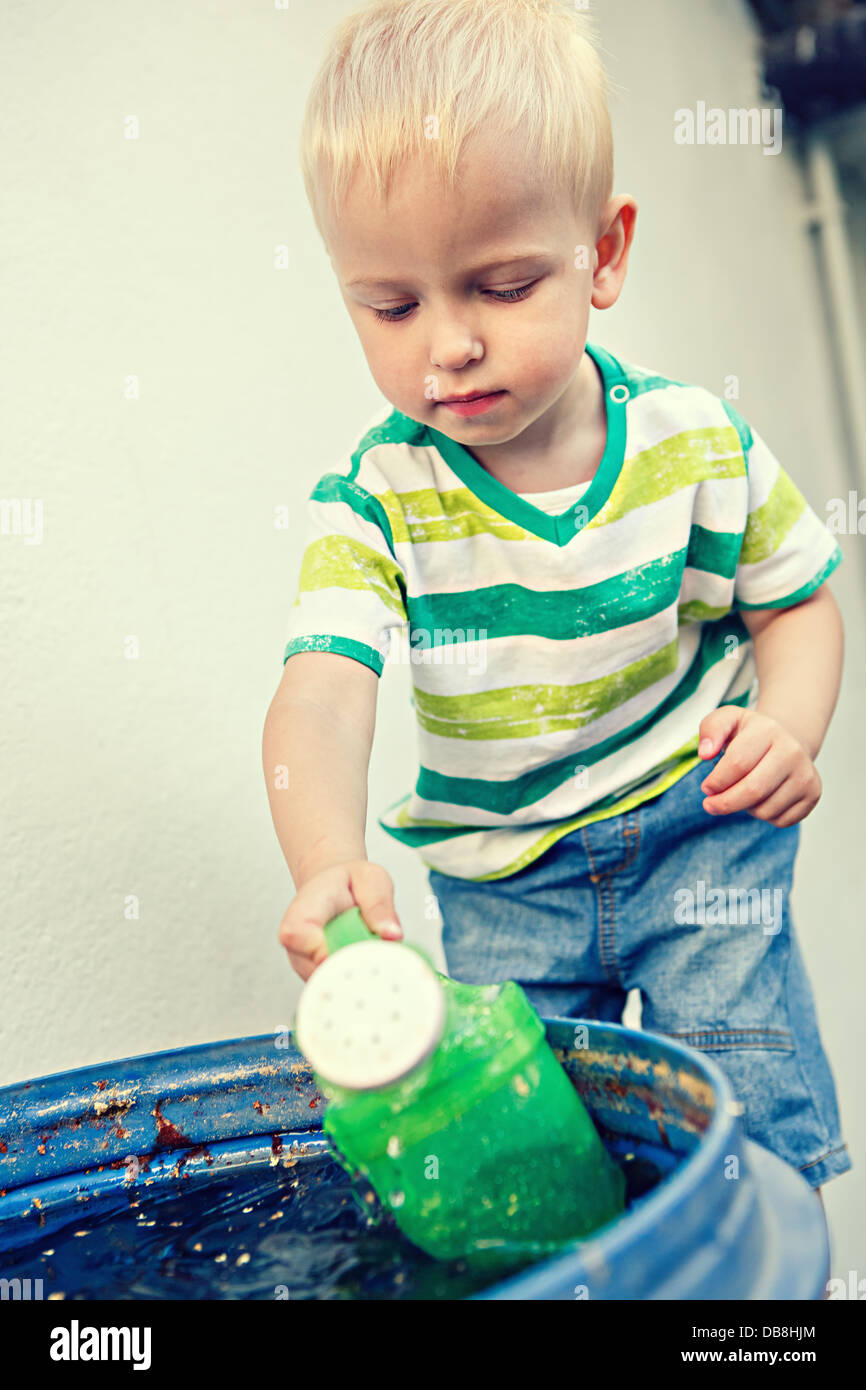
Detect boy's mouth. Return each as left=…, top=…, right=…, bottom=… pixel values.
left=435, top=390, right=506, bottom=417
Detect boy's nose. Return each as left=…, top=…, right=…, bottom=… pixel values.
left=428, top=322, right=484, bottom=374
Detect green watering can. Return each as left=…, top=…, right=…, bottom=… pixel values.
left=293, top=906, right=625, bottom=1270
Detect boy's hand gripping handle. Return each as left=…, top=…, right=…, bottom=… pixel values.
left=298, top=907, right=445, bottom=1090
left=322, top=906, right=376, bottom=955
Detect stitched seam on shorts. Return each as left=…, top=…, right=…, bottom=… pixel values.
left=799, top=1144, right=849, bottom=1173
left=782, top=930, right=835, bottom=1153
left=659, top=1028, right=795, bottom=1050
left=663, top=1027, right=793, bottom=1036
left=597, top=876, right=619, bottom=984
left=581, top=811, right=639, bottom=987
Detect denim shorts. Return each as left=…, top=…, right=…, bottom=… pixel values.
left=428, top=757, right=852, bottom=1190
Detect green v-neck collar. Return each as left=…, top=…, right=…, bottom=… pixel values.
left=423, top=340, right=629, bottom=547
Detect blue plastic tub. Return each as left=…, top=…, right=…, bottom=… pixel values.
left=0, top=1021, right=828, bottom=1299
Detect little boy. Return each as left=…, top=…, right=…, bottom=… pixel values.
left=263, top=0, right=851, bottom=1197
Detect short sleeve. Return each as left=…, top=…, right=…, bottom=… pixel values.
left=282, top=472, right=408, bottom=676
left=726, top=408, right=843, bottom=610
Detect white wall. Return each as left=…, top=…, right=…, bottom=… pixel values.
left=2, top=0, right=862, bottom=1279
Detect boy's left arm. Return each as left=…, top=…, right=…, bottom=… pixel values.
left=697, top=583, right=844, bottom=826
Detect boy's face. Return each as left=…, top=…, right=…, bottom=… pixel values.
left=321, top=125, right=634, bottom=457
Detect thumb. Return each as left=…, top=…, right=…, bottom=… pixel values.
left=698, top=705, right=742, bottom=759
left=349, top=862, right=404, bottom=941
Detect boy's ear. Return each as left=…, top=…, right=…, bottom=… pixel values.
left=591, top=196, right=637, bottom=311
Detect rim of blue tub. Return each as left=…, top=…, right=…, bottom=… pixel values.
left=0, top=1020, right=827, bottom=1299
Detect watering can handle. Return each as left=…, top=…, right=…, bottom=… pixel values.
left=323, top=906, right=377, bottom=955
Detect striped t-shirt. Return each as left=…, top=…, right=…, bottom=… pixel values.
left=282, top=341, right=842, bottom=882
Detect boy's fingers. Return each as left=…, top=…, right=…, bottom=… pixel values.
left=278, top=861, right=402, bottom=983
left=697, top=705, right=743, bottom=760
left=700, top=725, right=772, bottom=795
left=348, top=862, right=403, bottom=939
left=703, top=746, right=789, bottom=814
left=278, top=871, right=355, bottom=959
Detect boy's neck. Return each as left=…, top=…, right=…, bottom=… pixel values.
left=462, top=349, right=606, bottom=496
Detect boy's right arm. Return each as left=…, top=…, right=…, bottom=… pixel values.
left=262, top=651, right=402, bottom=980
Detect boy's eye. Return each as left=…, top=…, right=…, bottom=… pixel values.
left=373, top=303, right=415, bottom=323
left=371, top=281, right=537, bottom=324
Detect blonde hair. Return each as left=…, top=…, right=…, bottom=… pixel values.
left=300, top=0, right=615, bottom=242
